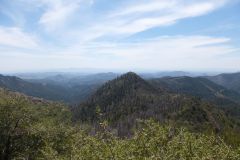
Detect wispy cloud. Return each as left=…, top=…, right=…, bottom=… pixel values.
left=38, top=0, right=82, bottom=31
left=34, top=35, right=237, bottom=69
left=78, top=0, right=229, bottom=40
left=0, top=34, right=239, bottom=72
left=0, top=26, right=38, bottom=49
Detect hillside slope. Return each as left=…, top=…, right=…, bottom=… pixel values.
left=149, top=76, right=240, bottom=118
left=0, top=74, right=71, bottom=101
left=0, top=74, right=100, bottom=104
left=0, top=87, right=71, bottom=159
left=73, top=72, right=235, bottom=136
left=149, top=76, right=240, bottom=103
left=205, top=72, right=240, bottom=93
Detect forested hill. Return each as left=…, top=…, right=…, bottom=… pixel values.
left=73, top=72, right=238, bottom=137
left=205, top=72, right=240, bottom=94
left=0, top=74, right=70, bottom=102
left=149, top=76, right=240, bottom=103
left=0, top=74, right=99, bottom=104
left=149, top=76, right=240, bottom=119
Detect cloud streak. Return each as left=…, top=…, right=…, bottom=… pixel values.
left=77, top=0, right=229, bottom=40
left=0, top=26, right=38, bottom=49
left=38, top=0, right=82, bottom=31
left=0, top=35, right=239, bottom=72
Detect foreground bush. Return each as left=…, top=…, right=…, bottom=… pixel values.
left=34, top=120, right=239, bottom=160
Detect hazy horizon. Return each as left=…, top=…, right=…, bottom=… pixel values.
left=2, top=67, right=239, bottom=76
left=0, top=0, right=240, bottom=72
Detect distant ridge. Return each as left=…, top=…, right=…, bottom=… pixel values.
left=0, top=73, right=118, bottom=104
left=205, top=72, right=240, bottom=93
left=149, top=76, right=240, bottom=119
left=149, top=76, right=240, bottom=104
left=0, top=74, right=70, bottom=102
left=0, top=87, right=55, bottom=105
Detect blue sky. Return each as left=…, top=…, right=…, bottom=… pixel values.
left=0, top=0, right=240, bottom=73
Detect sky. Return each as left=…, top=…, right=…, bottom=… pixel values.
left=0, top=0, right=240, bottom=73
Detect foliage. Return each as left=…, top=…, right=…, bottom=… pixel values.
left=0, top=88, right=239, bottom=160
left=0, top=88, right=72, bottom=159
left=29, top=120, right=240, bottom=160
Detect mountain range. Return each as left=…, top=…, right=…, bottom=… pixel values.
left=0, top=71, right=240, bottom=140
left=0, top=74, right=103, bottom=104
left=1, top=72, right=240, bottom=106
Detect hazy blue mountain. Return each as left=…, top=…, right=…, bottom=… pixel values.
left=68, top=72, right=119, bottom=86
left=13, top=72, right=82, bottom=80
left=139, top=71, right=217, bottom=79
left=140, top=71, right=192, bottom=79
left=25, top=72, right=118, bottom=86
left=205, top=72, right=240, bottom=93
left=0, top=74, right=98, bottom=104
left=0, top=74, right=72, bottom=102
left=0, top=73, right=116, bottom=104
